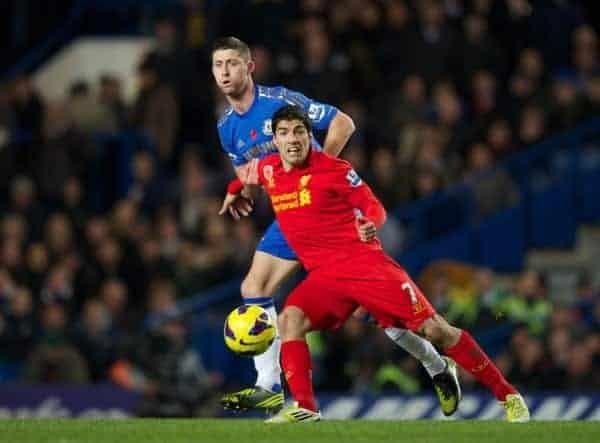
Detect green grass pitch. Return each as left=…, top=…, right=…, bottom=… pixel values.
left=3, top=419, right=599, bottom=443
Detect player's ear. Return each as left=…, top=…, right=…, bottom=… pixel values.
left=247, top=60, right=256, bottom=74
left=272, top=135, right=281, bottom=149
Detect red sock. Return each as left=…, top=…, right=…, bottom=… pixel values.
left=281, top=340, right=318, bottom=412
left=444, top=330, right=517, bottom=401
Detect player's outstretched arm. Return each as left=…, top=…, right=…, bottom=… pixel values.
left=218, top=191, right=253, bottom=220
left=219, top=158, right=263, bottom=220
left=322, top=110, right=355, bottom=157
left=219, top=178, right=260, bottom=220
left=346, top=173, right=387, bottom=241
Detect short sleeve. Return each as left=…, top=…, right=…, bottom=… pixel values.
left=218, top=119, right=247, bottom=167
left=329, top=159, right=365, bottom=197
left=328, top=157, right=386, bottom=227
left=280, top=87, right=338, bottom=131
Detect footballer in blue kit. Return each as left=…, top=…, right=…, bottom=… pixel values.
left=217, top=84, right=338, bottom=260
left=212, top=37, right=460, bottom=416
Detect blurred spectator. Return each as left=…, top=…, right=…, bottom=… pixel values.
left=409, top=0, right=457, bottom=85
left=572, top=25, right=598, bottom=82
left=289, top=26, right=350, bottom=104
left=369, top=148, right=405, bottom=208
left=0, top=287, right=35, bottom=363
left=458, top=14, right=505, bottom=91
left=507, top=331, right=546, bottom=390
left=516, top=48, right=545, bottom=88
left=377, top=74, right=428, bottom=142
left=230, top=219, right=258, bottom=273
left=411, top=167, right=442, bottom=200
left=144, top=15, right=210, bottom=147
left=0, top=238, right=23, bottom=281
left=40, top=265, right=74, bottom=307
left=518, top=104, right=547, bottom=147
left=431, top=81, right=469, bottom=159
left=44, top=212, right=74, bottom=259
left=486, top=118, right=515, bottom=157
left=72, top=298, right=117, bottom=382
left=66, top=80, right=117, bottom=134
left=498, top=269, right=552, bottom=335
left=24, top=303, right=89, bottom=383
left=1, top=213, right=27, bottom=245
left=251, top=45, right=277, bottom=85
left=470, top=70, right=499, bottom=126
left=99, top=279, right=132, bottom=334
left=127, top=151, right=165, bottom=215
left=156, top=208, right=181, bottom=261
left=564, top=342, right=598, bottom=390
left=111, top=278, right=219, bottom=416
left=8, top=75, right=44, bottom=141
left=23, top=243, right=49, bottom=295
left=178, top=155, right=214, bottom=236
left=464, top=143, right=520, bottom=218
left=110, top=199, right=139, bottom=242
left=9, top=175, right=45, bottom=239
left=583, top=70, right=600, bottom=117
left=377, top=0, right=412, bottom=83
left=548, top=73, right=585, bottom=131
left=99, top=74, right=128, bottom=130
left=131, top=59, right=179, bottom=162
left=507, top=71, right=542, bottom=118
left=59, top=176, right=88, bottom=234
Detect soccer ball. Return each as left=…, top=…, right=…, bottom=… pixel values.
left=224, top=305, right=276, bottom=356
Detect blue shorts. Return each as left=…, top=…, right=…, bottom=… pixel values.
left=256, top=221, right=298, bottom=260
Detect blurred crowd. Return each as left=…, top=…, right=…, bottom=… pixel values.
left=1, top=0, right=600, bottom=414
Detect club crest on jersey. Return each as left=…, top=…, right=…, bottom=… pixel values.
left=250, top=129, right=258, bottom=140
left=346, top=169, right=362, bottom=187
left=263, top=165, right=275, bottom=188
left=299, top=174, right=311, bottom=188
left=237, top=139, right=245, bottom=148
left=308, top=103, right=325, bottom=121
left=262, top=119, right=272, bottom=135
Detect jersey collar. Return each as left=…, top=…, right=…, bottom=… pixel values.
left=279, top=147, right=315, bottom=173
left=234, top=84, right=259, bottom=118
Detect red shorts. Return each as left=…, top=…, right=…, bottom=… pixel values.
left=285, top=252, right=436, bottom=331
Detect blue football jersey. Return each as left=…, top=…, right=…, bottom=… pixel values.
left=217, top=85, right=338, bottom=167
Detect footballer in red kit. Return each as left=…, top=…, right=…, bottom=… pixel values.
left=257, top=143, right=436, bottom=332
left=231, top=105, right=530, bottom=424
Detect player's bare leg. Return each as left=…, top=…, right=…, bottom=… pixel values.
left=418, top=314, right=530, bottom=422
left=221, top=251, right=301, bottom=413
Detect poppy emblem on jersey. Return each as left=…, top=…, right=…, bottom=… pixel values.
left=346, top=169, right=363, bottom=187
left=263, top=165, right=275, bottom=188
left=262, top=119, right=272, bottom=135
left=250, top=129, right=258, bottom=140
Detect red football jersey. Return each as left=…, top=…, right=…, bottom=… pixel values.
left=257, top=149, right=387, bottom=271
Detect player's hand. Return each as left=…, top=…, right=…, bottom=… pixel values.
left=218, top=193, right=254, bottom=220
left=356, top=215, right=377, bottom=242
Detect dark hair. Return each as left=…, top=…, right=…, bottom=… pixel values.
left=69, top=80, right=89, bottom=97
left=272, top=105, right=312, bottom=133
left=212, top=36, right=251, bottom=61
left=137, top=57, right=159, bottom=74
